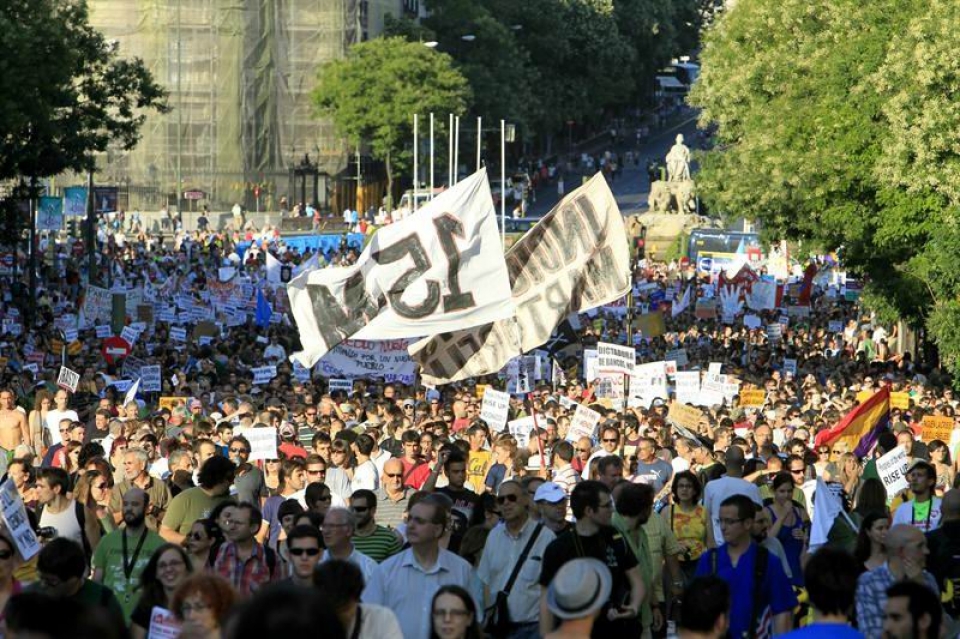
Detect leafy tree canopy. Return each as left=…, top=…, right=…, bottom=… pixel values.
left=0, top=0, right=168, bottom=180
left=312, top=37, right=472, bottom=199
left=691, top=0, right=960, bottom=377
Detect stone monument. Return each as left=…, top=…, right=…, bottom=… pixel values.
left=648, top=133, right=697, bottom=214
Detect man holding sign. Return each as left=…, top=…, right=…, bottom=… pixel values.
left=892, top=461, right=942, bottom=533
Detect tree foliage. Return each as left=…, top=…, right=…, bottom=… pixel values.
left=0, top=0, right=168, bottom=180
left=691, top=0, right=960, bottom=379
left=312, top=37, right=472, bottom=200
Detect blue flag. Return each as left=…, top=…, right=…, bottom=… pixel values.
left=255, top=289, right=273, bottom=328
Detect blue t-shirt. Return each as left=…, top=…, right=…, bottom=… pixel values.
left=695, top=543, right=797, bottom=639
left=780, top=623, right=864, bottom=639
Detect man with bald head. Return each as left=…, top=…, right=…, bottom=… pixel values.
left=702, top=446, right=762, bottom=543
left=92, top=487, right=166, bottom=621
left=375, top=458, right=412, bottom=529
left=924, top=488, right=960, bottom=619
left=856, top=523, right=939, bottom=638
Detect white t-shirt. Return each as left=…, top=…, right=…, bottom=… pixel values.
left=45, top=409, right=79, bottom=446
left=702, top=475, right=763, bottom=543
left=349, top=603, right=403, bottom=639
left=352, top=460, right=379, bottom=491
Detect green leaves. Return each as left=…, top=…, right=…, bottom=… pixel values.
left=692, top=0, right=960, bottom=381
left=0, top=0, right=168, bottom=180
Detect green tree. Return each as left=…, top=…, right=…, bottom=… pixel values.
left=691, top=0, right=960, bottom=378
left=0, top=0, right=169, bottom=179
left=312, top=37, right=471, bottom=205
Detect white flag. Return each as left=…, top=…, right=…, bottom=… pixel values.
left=412, top=173, right=630, bottom=385
left=124, top=379, right=140, bottom=407
left=809, top=478, right=844, bottom=550
left=672, top=286, right=691, bottom=317
left=287, top=169, right=514, bottom=367
left=265, top=252, right=282, bottom=284
left=293, top=251, right=322, bottom=278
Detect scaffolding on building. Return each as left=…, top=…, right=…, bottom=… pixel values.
left=82, top=0, right=364, bottom=213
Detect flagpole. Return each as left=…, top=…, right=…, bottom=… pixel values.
left=448, top=113, right=454, bottom=187
left=413, top=114, right=419, bottom=212
left=429, top=113, right=435, bottom=200
left=476, top=116, right=481, bottom=171
left=454, top=116, right=460, bottom=185
left=500, top=119, right=506, bottom=250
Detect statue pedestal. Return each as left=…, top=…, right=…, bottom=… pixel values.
left=626, top=210, right=719, bottom=259
left=647, top=179, right=697, bottom=214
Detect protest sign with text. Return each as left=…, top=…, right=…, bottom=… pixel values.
left=318, top=339, right=417, bottom=385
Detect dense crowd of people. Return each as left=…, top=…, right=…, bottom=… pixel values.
left=0, top=214, right=958, bottom=639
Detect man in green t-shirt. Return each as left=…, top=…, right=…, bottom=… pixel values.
left=160, top=455, right=236, bottom=543
left=92, top=487, right=166, bottom=620
left=35, top=538, right=126, bottom=638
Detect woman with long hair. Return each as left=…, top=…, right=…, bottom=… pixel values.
left=928, top=440, right=954, bottom=495
left=183, top=518, right=221, bottom=570
left=765, top=471, right=809, bottom=587
left=73, top=469, right=116, bottom=534
left=854, top=477, right=889, bottom=519
left=27, top=390, right=52, bottom=455
left=838, top=452, right=862, bottom=502
left=484, top=435, right=519, bottom=494
left=429, top=585, right=483, bottom=639
left=662, top=470, right=712, bottom=584
left=130, top=544, right=193, bottom=639
left=170, top=573, right=236, bottom=639
left=854, top=512, right=889, bottom=572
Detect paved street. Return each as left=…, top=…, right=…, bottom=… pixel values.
left=527, top=114, right=700, bottom=217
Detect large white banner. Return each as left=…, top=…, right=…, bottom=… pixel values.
left=318, top=339, right=417, bottom=385
left=287, top=169, right=513, bottom=367
left=413, top=173, right=630, bottom=384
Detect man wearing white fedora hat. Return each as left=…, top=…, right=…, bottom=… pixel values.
left=544, top=558, right=612, bottom=639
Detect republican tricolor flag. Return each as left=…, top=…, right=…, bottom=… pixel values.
left=814, top=387, right=890, bottom=457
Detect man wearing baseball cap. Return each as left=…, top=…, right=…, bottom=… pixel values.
left=534, top=482, right=571, bottom=536
left=278, top=423, right=308, bottom=460
left=544, top=558, right=612, bottom=639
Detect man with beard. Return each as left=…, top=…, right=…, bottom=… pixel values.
left=91, top=487, right=166, bottom=621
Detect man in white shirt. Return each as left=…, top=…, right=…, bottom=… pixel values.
left=581, top=425, right=621, bottom=480
left=45, top=389, right=79, bottom=446
left=320, top=508, right=378, bottom=584
left=363, top=494, right=482, bottom=639
left=703, top=446, right=762, bottom=543
left=351, top=434, right=379, bottom=491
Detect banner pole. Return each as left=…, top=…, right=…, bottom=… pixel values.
left=528, top=393, right=547, bottom=471
left=413, top=114, right=419, bottom=212
left=500, top=119, right=506, bottom=250
left=454, top=116, right=460, bottom=185
left=429, top=113, right=435, bottom=200
left=476, top=116, right=482, bottom=171
left=448, top=113, right=454, bottom=187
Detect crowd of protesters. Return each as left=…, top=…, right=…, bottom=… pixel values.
left=0, top=215, right=958, bottom=639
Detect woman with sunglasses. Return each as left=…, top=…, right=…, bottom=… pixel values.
left=74, top=469, right=117, bottom=535
left=662, top=471, right=711, bottom=585
left=184, top=518, right=221, bottom=570
left=130, top=543, right=193, bottom=639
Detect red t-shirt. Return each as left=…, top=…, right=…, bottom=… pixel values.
left=400, top=458, right=432, bottom=489
left=278, top=442, right=308, bottom=460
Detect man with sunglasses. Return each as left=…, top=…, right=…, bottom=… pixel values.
left=376, top=458, right=412, bottom=529
left=350, top=489, right=402, bottom=562
left=478, top=480, right=556, bottom=639
left=581, top=425, right=621, bottom=480
left=228, top=435, right=266, bottom=505
left=281, top=524, right=323, bottom=587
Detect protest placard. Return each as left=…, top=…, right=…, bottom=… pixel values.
left=235, top=427, right=278, bottom=461
left=147, top=607, right=179, bottom=639
left=597, top=342, right=635, bottom=375
left=695, top=299, right=718, bottom=320
left=80, top=286, right=112, bottom=328
left=667, top=402, right=704, bottom=433
left=479, top=388, right=511, bottom=432
left=158, top=397, right=181, bottom=412
left=583, top=349, right=598, bottom=383
left=328, top=379, right=354, bottom=396
left=507, top=416, right=537, bottom=449
left=292, top=361, right=311, bottom=384
left=109, top=379, right=135, bottom=393
left=169, top=327, right=187, bottom=343
left=95, top=325, right=111, bottom=339
left=700, top=372, right=726, bottom=407
left=629, top=361, right=668, bottom=409
left=828, top=320, right=844, bottom=333
left=743, top=314, right=762, bottom=330
left=141, top=365, right=162, bottom=393
left=0, top=479, right=40, bottom=560
left=318, top=339, right=417, bottom=385
left=635, top=311, right=666, bottom=338
left=921, top=415, right=954, bottom=443
left=876, top=446, right=909, bottom=499
left=767, top=324, right=783, bottom=343
left=890, top=392, right=911, bottom=410
left=57, top=366, right=79, bottom=393
left=665, top=348, right=688, bottom=367
left=568, top=404, right=602, bottom=441
left=674, top=371, right=701, bottom=405
left=783, top=358, right=797, bottom=377
left=251, top=366, right=277, bottom=386
left=740, top=389, right=767, bottom=408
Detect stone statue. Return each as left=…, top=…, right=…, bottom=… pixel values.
left=666, top=134, right=691, bottom=182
